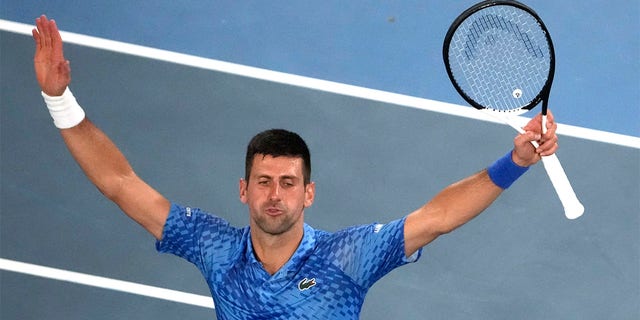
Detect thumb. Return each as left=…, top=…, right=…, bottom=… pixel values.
left=513, top=131, right=542, bottom=166
left=516, top=130, right=541, bottom=147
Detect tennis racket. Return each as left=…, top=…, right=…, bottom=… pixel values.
left=443, top=0, right=584, bottom=219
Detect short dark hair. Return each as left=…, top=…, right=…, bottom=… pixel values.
left=245, top=129, right=311, bottom=184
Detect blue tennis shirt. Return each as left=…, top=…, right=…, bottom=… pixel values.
left=157, top=203, right=422, bottom=319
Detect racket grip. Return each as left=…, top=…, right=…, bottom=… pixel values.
left=482, top=110, right=584, bottom=219
left=540, top=154, right=584, bottom=219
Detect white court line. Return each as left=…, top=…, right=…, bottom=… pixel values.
left=0, top=258, right=215, bottom=309
left=1, top=19, right=638, bottom=149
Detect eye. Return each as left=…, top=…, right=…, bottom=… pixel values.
left=281, top=180, right=295, bottom=188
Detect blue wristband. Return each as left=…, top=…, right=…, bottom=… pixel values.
left=487, top=151, right=529, bottom=189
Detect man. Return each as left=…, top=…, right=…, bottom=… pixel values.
left=32, top=15, right=558, bottom=319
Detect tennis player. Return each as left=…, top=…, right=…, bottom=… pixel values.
left=32, top=15, right=558, bottom=319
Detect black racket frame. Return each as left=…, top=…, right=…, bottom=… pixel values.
left=443, top=0, right=556, bottom=115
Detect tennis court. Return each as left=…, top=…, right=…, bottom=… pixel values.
left=1, top=1, right=638, bottom=319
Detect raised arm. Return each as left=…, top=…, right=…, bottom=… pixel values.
left=404, top=112, right=558, bottom=257
left=33, top=15, right=170, bottom=240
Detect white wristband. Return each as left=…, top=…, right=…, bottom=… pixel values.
left=41, top=87, right=86, bottom=129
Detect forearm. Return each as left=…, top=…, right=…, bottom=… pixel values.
left=405, top=170, right=502, bottom=253
left=60, top=118, right=135, bottom=199
left=40, top=87, right=133, bottom=197
left=419, top=170, right=502, bottom=234
left=60, top=117, right=169, bottom=239
left=404, top=151, right=529, bottom=256
left=44, top=88, right=169, bottom=238
left=59, top=115, right=169, bottom=239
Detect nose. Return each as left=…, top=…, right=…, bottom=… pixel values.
left=268, top=183, right=281, bottom=201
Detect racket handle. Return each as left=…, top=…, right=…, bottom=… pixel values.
left=539, top=114, right=583, bottom=218
left=540, top=154, right=584, bottom=219
left=482, top=110, right=584, bottom=219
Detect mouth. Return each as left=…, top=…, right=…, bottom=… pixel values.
left=264, top=207, right=284, bottom=216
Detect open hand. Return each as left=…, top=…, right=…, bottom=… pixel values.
left=32, top=15, right=70, bottom=96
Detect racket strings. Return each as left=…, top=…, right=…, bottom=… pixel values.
left=447, top=5, right=551, bottom=112
left=465, top=14, right=543, bottom=60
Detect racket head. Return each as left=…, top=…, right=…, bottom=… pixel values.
left=443, top=0, right=555, bottom=115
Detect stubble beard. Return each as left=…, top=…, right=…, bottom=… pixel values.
left=254, top=203, right=301, bottom=236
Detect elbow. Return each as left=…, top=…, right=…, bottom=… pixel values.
left=425, top=200, right=482, bottom=236
left=98, top=170, right=137, bottom=203
left=435, top=216, right=457, bottom=236
left=429, top=207, right=460, bottom=236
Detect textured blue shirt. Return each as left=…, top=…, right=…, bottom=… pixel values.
left=157, top=203, right=421, bottom=319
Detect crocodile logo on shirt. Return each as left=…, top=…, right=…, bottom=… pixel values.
left=298, top=277, right=317, bottom=291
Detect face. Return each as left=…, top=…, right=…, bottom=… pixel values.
left=239, top=155, right=315, bottom=237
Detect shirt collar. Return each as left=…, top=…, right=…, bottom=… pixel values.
left=245, top=224, right=317, bottom=274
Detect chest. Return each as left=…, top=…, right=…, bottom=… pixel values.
left=209, top=254, right=366, bottom=319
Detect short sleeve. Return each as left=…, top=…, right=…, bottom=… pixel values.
left=329, top=217, right=422, bottom=289
left=156, top=203, right=243, bottom=275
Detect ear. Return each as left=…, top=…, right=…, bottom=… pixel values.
left=303, top=181, right=315, bottom=208
left=239, top=178, right=248, bottom=204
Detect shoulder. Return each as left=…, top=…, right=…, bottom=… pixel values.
left=163, top=202, right=247, bottom=245
left=328, top=217, right=407, bottom=240
left=159, top=203, right=250, bottom=272
left=312, top=218, right=407, bottom=251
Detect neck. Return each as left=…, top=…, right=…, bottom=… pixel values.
left=250, top=226, right=304, bottom=275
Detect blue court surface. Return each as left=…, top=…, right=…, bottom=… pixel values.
left=1, top=1, right=639, bottom=319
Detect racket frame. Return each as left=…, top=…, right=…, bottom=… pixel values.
left=443, top=0, right=555, bottom=117
left=442, top=0, right=584, bottom=219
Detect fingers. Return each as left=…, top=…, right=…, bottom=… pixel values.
left=521, top=111, right=558, bottom=157
left=33, top=15, right=58, bottom=49
left=51, top=19, right=63, bottom=51
left=32, top=15, right=46, bottom=48
left=32, top=27, right=41, bottom=47
left=538, top=111, right=558, bottom=156
left=538, top=134, right=558, bottom=156
left=513, top=110, right=560, bottom=165
left=514, top=130, right=540, bottom=151
left=33, top=15, right=70, bottom=95
left=536, top=133, right=558, bottom=156
left=33, top=16, right=47, bottom=51
left=522, top=113, right=542, bottom=133
left=545, top=110, right=555, bottom=123
left=33, top=15, right=66, bottom=64
left=41, top=16, right=51, bottom=48
left=542, top=112, right=556, bottom=133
